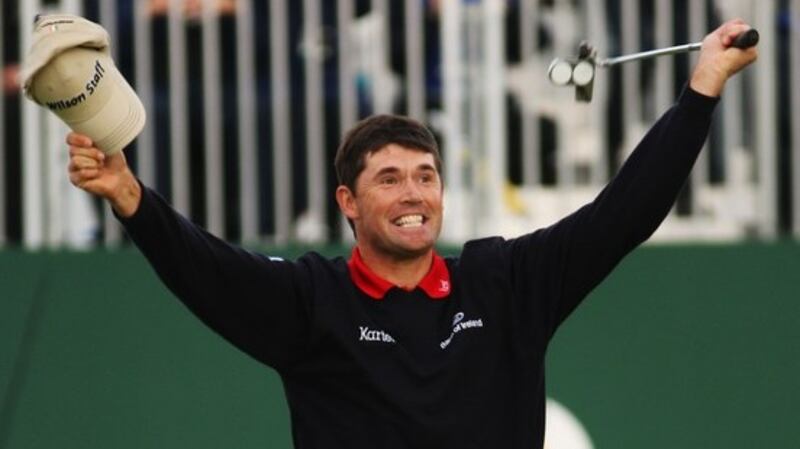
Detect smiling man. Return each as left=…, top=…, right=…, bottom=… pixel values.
left=334, top=116, right=445, bottom=290
left=66, top=19, right=756, bottom=449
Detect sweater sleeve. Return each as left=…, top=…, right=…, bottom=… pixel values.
left=509, top=86, right=719, bottom=338
left=117, top=182, right=312, bottom=370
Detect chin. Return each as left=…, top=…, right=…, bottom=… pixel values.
left=399, top=244, right=434, bottom=258
left=382, top=240, right=435, bottom=261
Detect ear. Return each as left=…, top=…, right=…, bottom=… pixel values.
left=335, top=185, right=359, bottom=221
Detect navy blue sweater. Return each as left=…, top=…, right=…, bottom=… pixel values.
left=119, top=87, right=718, bottom=448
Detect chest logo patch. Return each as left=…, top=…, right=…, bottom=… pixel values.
left=440, top=311, right=484, bottom=349
left=359, top=326, right=396, bottom=344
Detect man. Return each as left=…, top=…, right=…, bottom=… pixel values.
left=67, top=20, right=756, bottom=449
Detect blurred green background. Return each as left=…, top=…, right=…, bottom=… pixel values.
left=1, top=243, right=799, bottom=448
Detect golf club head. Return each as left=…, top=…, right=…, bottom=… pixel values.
left=546, top=41, right=598, bottom=102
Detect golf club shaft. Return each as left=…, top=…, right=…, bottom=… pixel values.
left=598, top=43, right=701, bottom=67
left=597, top=28, right=759, bottom=68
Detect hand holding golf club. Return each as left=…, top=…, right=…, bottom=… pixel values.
left=548, top=18, right=759, bottom=101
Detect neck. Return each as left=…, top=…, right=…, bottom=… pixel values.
left=357, top=245, right=433, bottom=290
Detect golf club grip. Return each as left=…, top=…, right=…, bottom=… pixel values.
left=731, top=29, right=759, bottom=49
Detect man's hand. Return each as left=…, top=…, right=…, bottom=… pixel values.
left=690, top=19, right=759, bottom=97
left=67, top=132, right=141, bottom=217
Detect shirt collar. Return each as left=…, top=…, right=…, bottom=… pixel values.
left=347, top=247, right=451, bottom=300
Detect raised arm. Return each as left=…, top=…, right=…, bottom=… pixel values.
left=67, top=133, right=311, bottom=370
left=509, top=20, right=758, bottom=334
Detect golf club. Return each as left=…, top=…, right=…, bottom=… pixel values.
left=548, top=28, right=760, bottom=102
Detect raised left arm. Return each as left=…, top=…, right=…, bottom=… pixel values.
left=509, top=20, right=758, bottom=333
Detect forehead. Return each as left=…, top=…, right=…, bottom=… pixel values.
left=363, top=144, right=437, bottom=172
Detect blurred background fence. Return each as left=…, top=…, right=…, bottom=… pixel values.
left=1, top=0, right=799, bottom=249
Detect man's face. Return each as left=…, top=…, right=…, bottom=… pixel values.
left=338, top=144, right=444, bottom=260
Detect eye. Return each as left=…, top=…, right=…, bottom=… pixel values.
left=419, top=173, right=435, bottom=184
left=380, top=176, right=398, bottom=186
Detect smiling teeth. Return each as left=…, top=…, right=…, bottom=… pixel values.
left=395, top=215, right=423, bottom=227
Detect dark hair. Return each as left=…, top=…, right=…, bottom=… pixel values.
left=334, top=114, right=442, bottom=195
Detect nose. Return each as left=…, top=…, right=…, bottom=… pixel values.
left=400, top=178, right=423, bottom=204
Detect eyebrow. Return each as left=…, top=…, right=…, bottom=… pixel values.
left=374, top=167, right=401, bottom=178
left=373, top=164, right=437, bottom=178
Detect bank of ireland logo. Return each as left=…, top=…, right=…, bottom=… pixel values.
left=440, top=311, right=483, bottom=349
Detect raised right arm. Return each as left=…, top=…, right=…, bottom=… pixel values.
left=67, top=133, right=311, bottom=370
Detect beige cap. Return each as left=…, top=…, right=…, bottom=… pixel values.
left=22, top=14, right=145, bottom=155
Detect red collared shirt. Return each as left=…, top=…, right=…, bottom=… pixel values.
left=347, top=247, right=451, bottom=300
